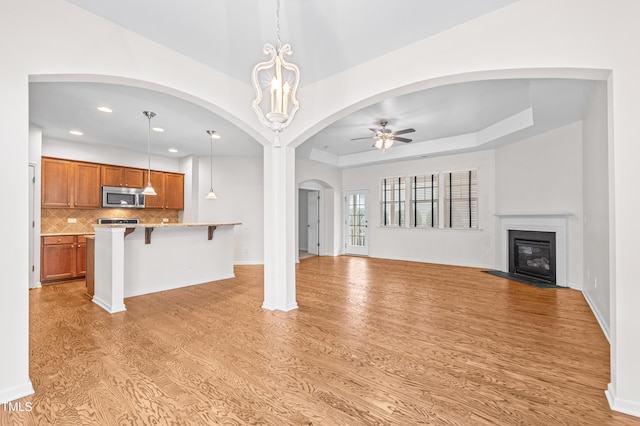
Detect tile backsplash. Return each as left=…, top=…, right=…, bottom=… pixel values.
left=41, top=208, right=179, bottom=234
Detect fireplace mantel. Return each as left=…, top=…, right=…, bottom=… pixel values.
left=496, top=213, right=572, bottom=287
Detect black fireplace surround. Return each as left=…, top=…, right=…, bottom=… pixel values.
left=508, top=230, right=556, bottom=284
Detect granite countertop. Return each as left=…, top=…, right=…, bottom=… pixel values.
left=93, top=222, right=241, bottom=228
left=41, top=232, right=95, bottom=237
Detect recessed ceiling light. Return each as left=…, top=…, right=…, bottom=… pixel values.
left=69, top=130, right=83, bottom=136
left=152, top=127, right=164, bottom=132
left=168, top=148, right=178, bottom=153
left=97, top=106, right=112, bottom=113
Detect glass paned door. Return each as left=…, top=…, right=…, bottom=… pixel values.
left=345, top=190, right=369, bottom=256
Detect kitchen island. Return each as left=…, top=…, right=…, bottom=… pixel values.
left=92, top=222, right=240, bottom=313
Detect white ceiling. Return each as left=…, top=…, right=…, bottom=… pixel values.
left=29, top=1, right=596, bottom=165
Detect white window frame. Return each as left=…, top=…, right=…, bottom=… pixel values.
left=380, top=176, right=406, bottom=227
left=409, top=173, right=439, bottom=228
left=443, top=168, right=479, bottom=229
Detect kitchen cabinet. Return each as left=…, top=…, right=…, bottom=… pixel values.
left=41, top=158, right=72, bottom=207
left=41, top=235, right=87, bottom=283
left=101, top=165, right=144, bottom=188
left=86, top=236, right=95, bottom=297
left=42, top=158, right=101, bottom=208
left=143, top=171, right=184, bottom=210
left=164, top=172, right=185, bottom=210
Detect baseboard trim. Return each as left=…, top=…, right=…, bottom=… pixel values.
left=567, top=281, right=583, bottom=291
left=262, top=301, right=299, bottom=312
left=92, top=296, right=126, bottom=314
left=582, top=289, right=610, bottom=342
left=606, top=383, right=640, bottom=418
left=0, top=381, right=34, bottom=404
left=124, top=273, right=235, bottom=299
left=367, top=254, right=497, bottom=271
left=234, top=260, right=264, bottom=265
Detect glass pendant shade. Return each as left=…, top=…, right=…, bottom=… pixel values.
left=142, top=182, right=157, bottom=196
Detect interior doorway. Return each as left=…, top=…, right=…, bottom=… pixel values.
left=298, top=188, right=323, bottom=260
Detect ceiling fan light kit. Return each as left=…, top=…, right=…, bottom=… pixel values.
left=351, top=120, right=415, bottom=152
left=251, top=0, right=300, bottom=148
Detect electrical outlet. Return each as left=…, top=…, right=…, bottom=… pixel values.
left=162, top=218, right=169, bottom=223
left=595, top=277, right=598, bottom=288
left=67, top=218, right=77, bottom=223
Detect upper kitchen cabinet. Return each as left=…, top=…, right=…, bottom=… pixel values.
left=164, top=173, right=185, bottom=210
left=101, top=165, right=144, bottom=188
left=41, top=158, right=71, bottom=207
left=74, top=162, right=101, bottom=207
left=42, top=157, right=101, bottom=208
left=143, top=171, right=184, bottom=210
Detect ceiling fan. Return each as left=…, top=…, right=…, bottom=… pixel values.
left=351, top=120, right=415, bottom=151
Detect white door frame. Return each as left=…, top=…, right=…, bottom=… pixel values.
left=298, top=187, right=324, bottom=257
left=344, top=190, right=369, bottom=256
left=307, top=190, right=320, bottom=255
left=29, top=163, right=40, bottom=289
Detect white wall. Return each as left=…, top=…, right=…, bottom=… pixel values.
left=198, top=156, right=264, bottom=264
left=495, top=122, right=584, bottom=287
left=582, top=82, right=611, bottom=338
left=178, top=155, right=198, bottom=223
left=342, top=150, right=496, bottom=268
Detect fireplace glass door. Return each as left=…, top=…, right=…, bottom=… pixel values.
left=508, top=230, right=556, bottom=284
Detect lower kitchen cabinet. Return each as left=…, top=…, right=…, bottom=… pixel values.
left=41, top=235, right=88, bottom=284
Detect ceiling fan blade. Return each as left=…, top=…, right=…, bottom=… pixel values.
left=393, top=128, right=415, bottom=136
left=392, top=137, right=413, bottom=143
left=350, top=136, right=374, bottom=141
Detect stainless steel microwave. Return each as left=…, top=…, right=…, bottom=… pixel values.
left=101, top=186, right=145, bottom=208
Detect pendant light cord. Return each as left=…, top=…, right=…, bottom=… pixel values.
left=147, top=114, right=151, bottom=182
left=210, top=137, right=214, bottom=189
left=143, top=111, right=156, bottom=185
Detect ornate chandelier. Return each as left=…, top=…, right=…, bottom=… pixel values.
left=251, top=0, right=300, bottom=147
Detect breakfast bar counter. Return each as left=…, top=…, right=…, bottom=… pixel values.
left=92, top=222, right=240, bottom=313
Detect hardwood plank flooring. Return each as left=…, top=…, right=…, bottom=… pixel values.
left=2, top=256, right=637, bottom=425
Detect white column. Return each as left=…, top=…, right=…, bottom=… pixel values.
left=263, top=144, right=298, bottom=311
left=606, top=72, right=640, bottom=417
left=93, top=227, right=127, bottom=313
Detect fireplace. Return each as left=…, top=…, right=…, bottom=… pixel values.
left=497, top=213, right=569, bottom=287
left=508, top=230, right=556, bottom=284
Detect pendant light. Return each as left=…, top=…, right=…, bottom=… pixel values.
left=206, top=130, right=220, bottom=199
left=142, top=111, right=157, bottom=196
left=250, top=0, right=300, bottom=147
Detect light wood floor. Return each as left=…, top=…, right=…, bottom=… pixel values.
left=3, top=257, right=637, bottom=425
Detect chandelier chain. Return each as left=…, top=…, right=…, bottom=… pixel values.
left=276, top=0, right=281, bottom=50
